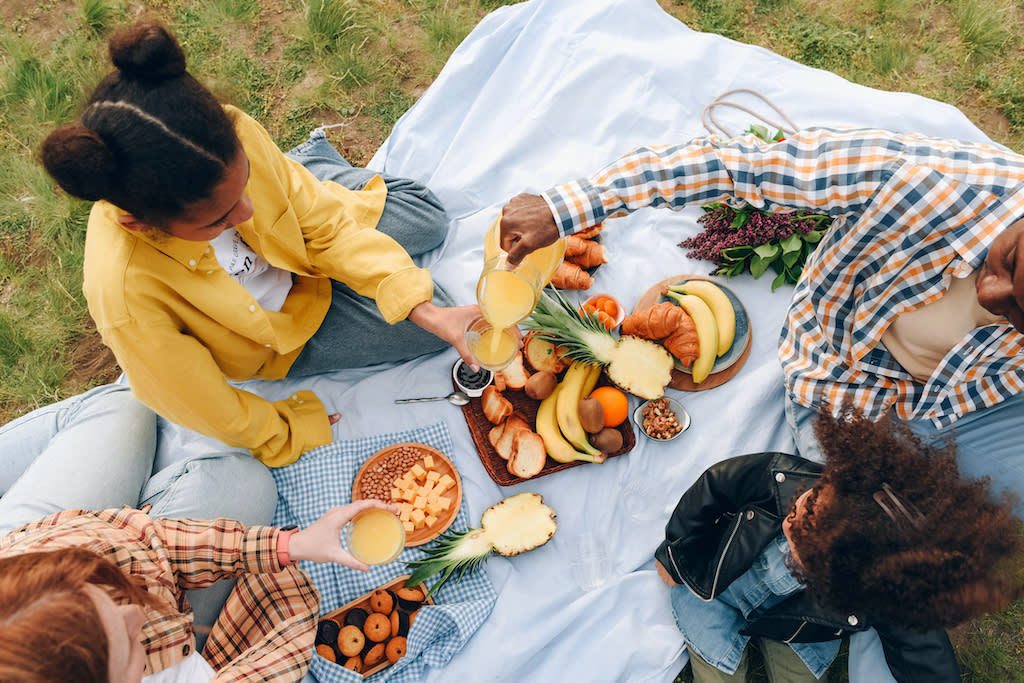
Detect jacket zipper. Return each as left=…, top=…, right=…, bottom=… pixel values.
left=784, top=621, right=808, bottom=643
left=706, top=514, right=744, bottom=601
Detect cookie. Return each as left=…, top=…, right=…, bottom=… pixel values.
left=344, top=607, right=368, bottom=629
left=370, top=589, right=395, bottom=614
left=316, top=618, right=341, bottom=646
left=338, top=624, right=365, bottom=657
left=390, top=609, right=410, bottom=638
left=364, top=642, right=387, bottom=667
left=385, top=636, right=407, bottom=664
left=343, top=655, right=362, bottom=672
left=315, top=643, right=336, bottom=663
left=363, top=612, right=391, bottom=642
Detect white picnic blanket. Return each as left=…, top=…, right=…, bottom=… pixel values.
left=150, top=0, right=996, bottom=680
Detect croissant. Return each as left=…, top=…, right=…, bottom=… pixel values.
left=550, top=260, right=594, bottom=290
left=564, top=235, right=607, bottom=269
left=663, top=320, right=700, bottom=368
left=574, top=223, right=604, bottom=240
left=620, top=302, right=688, bottom=339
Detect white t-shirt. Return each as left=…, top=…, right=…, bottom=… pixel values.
left=143, top=651, right=216, bottom=683
left=209, top=229, right=293, bottom=313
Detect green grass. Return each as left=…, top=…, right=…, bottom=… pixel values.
left=2, top=0, right=1024, bottom=677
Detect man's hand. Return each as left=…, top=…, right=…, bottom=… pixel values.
left=287, top=499, right=397, bottom=571
left=655, top=559, right=679, bottom=586
left=499, top=193, right=560, bottom=266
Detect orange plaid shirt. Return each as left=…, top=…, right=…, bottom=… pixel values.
left=0, top=507, right=319, bottom=682
left=543, top=128, right=1024, bottom=426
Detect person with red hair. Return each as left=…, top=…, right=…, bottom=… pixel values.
left=0, top=500, right=390, bottom=682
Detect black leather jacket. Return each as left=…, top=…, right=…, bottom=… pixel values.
left=654, top=452, right=960, bottom=683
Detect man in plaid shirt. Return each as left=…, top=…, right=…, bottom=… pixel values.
left=500, top=128, right=1024, bottom=512
left=0, top=501, right=390, bottom=681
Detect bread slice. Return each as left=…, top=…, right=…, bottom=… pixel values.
left=481, top=386, right=514, bottom=424
left=496, top=352, right=529, bottom=390
left=494, top=415, right=530, bottom=461
left=488, top=420, right=507, bottom=450
left=507, top=430, right=546, bottom=479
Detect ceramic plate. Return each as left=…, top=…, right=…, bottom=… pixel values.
left=659, top=279, right=751, bottom=375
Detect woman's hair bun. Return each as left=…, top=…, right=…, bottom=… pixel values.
left=40, top=124, right=116, bottom=201
left=109, top=22, right=187, bottom=82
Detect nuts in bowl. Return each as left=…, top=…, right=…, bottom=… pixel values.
left=633, top=396, right=690, bottom=441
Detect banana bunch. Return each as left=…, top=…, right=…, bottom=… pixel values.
left=534, top=361, right=607, bottom=464
left=663, top=280, right=736, bottom=384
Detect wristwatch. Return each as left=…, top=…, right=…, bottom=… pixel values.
left=276, top=525, right=299, bottom=566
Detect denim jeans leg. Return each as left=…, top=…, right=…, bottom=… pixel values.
left=783, top=395, right=826, bottom=463
left=0, top=384, right=157, bottom=535
left=141, top=451, right=279, bottom=647
left=757, top=638, right=820, bottom=683
left=283, top=126, right=454, bottom=373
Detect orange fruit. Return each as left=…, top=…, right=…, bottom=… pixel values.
left=588, top=386, right=629, bottom=427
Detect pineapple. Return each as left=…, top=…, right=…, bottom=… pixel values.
left=405, top=492, right=557, bottom=598
left=523, top=287, right=674, bottom=399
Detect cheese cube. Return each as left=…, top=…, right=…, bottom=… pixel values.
left=426, top=470, right=441, bottom=483
left=425, top=499, right=443, bottom=516
left=401, top=488, right=417, bottom=503
left=410, top=463, right=427, bottom=481
left=401, top=470, right=416, bottom=483
left=418, top=484, right=434, bottom=498
left=425, top=514, right=438, bottom=527
left=436, top=496, right=452, bottom=511
left=413, top=495, right=428, bottom=509
left=393, top=477, right=405, bottom=488
left=423, top=455, right=436, bottom=468
left=398, top=502, right=413, bottom=515
left=427, top=491, right=440, bottom=505
left=390, top=487, right=403, bottom=500
left=403, top=521, right=415, bottom=533
left=434, top=476, right=454, bottom=494
left=399, top=508, right=411, bottom=522
left=410, top=509, right=426, bottom=526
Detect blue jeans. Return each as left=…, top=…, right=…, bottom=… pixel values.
left=0, top=384, right=278, bottom=637
left=285, top=128, right=455, bottom=373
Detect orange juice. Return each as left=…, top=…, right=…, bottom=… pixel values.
left=466, top=317, right=518, bottom=370
left=347, top=509, right=405, bottom=565
left=477, top=267, right=539, bottom=330
left=484, top=214, right=566, bottom=286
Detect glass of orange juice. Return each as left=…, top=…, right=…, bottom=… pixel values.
left=346, top=508, right=406, bottom=565
left=465, top=315, right=519, bottom=371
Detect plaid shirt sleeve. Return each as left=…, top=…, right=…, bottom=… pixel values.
left=541, top=128, right=1024, bottom=425
left=150, top=517, right=283, bottom=589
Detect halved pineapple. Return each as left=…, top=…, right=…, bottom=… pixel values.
left=523, top=288, right=674, bottom=399
left=405, top=492, right=557, bottom=598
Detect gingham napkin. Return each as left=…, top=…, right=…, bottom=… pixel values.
left=271, top=422, right=497, bottom=682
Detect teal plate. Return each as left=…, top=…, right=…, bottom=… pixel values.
left=658, top=279, right=751, bottom=375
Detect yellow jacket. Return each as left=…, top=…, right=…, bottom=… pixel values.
left=84, top=107, right=435, bottom=466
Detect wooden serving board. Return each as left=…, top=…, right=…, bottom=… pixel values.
left=351, top=443, right=462, bottom=547
left=318, top=574, right=433, bottom=677
left=458, top=378, right=636, bottom=486
left=633, top=274, right=752, bottom=391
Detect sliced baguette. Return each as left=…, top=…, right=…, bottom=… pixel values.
left=496, top=352, right=529, bottom=390
left=507, top=430, right=547, bottom=479
left=481, top=386, right=514, bottom=424
left=494, top=415, right=530, bottom=461
left=488, top=420, right=507, bottom=450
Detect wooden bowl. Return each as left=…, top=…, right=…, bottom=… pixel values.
left=351, top=443, right=462, bottom=547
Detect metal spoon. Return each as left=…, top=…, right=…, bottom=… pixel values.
left=394, top=390, right=471, bottom=406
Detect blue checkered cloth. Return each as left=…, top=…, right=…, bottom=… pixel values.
left=271, top=422, right=497, bottom=682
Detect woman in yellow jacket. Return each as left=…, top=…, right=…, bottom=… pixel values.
left=41, top=22, right=479, bottom=467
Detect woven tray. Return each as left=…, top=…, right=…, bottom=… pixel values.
left=458, top=377, right=635, bottom=486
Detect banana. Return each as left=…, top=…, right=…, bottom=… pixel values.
left=672, top=280, right=735, bottom=356
left=536, top=383, right=604, bottom=464
left=555, top=361, right=604, bottom=457
left=664, top=292, right=718, bottom=383
left=581, top=362, right=602, bottom=398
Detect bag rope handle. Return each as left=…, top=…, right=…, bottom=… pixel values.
left=701, top=88, right=799, bottom=138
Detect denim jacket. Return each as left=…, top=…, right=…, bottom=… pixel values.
left=655, top=452, right=960, bottom=683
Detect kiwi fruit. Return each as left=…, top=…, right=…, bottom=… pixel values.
left=577, top=397, right=605, bottom=434
left=524, top=370, right=558, bottom=400
left=589, top=427, right=623, bottom=453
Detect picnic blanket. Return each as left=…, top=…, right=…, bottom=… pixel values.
left=148, top=0, right=998, bottom=680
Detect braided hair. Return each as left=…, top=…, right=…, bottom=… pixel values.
left=40, top=22, right=240, bottom=227
left=787, top=408, right=1023, bottom=631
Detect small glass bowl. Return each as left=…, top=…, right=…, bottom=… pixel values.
left=632, top=396, right=691, bottom=442
left=582, top=293, right=626, bottom=328
left=452, top=358, right=493, bottom=398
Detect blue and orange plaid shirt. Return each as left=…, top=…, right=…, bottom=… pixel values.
left=0, top=507, right=319, bottom=682
left=542, top=128, right=1024, bottom=427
